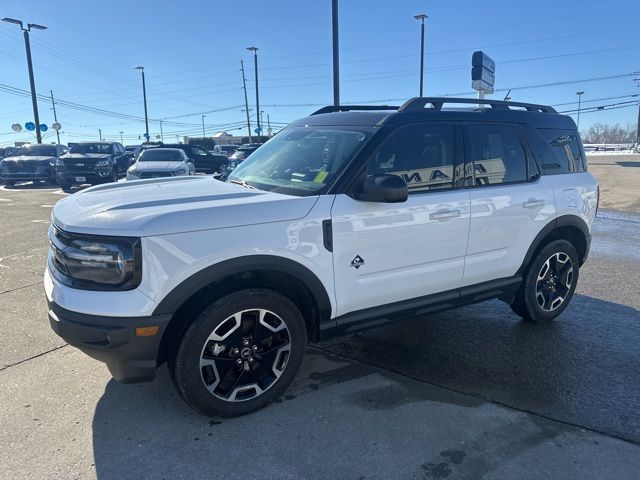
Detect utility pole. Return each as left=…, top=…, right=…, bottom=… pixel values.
left=119, top=131, right=124, bottom=144
left=134, top=66, right=150, bottom=142
left=99, top=128, right=102, bottom=141
left=267, top=114, right=272, bottom=137
left=332, top=0, right=340, bottom=110
left=414, top=14, right=428, bottom=97
left=175, top=134, right=180, bottom=143
left=201, top=115, right=206, bottom=142
left=247, top=47, right=260, bottom=135
left=3, top=18, right=47, bottom=144
left=50, top=90, right=60, bottom=144
left=240, top=60, right=253, bottom=143
left=159, top=120, right=164, bottom=143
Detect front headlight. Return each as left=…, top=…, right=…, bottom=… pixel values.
left=95, top=159, right=110, bottom=168
left=128, top=167, right=138, bottom=176
left=172, top=166, right=187, bottom=175
left=49, top=226, right=142, bottom=290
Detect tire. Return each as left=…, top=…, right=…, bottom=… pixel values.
left=170, top=288, right=307, bottom=417
left=57, top=182, right=72, bottom=191
left=107, top=167, right=118, bottom=184
left=511, top=239, right=579, bottom=323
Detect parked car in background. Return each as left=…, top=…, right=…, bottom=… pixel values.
left=213, top=144, right=238, bottom=157
left=1, top=146, right=20, bottom=159
left=127, top=148, right=194, bottom=180
left=227, top=144, right=261, bottom=168
left=124, top=145, right=138, bottom=155
left=0, top=144, right=68, bottom=186
left=55, top=142, right=130, bottom=190
left=161, top=144, right=228, bottom=175
left=132, top=143, right=160, bottom=160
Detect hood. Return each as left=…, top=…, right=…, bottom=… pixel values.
left=62, top=153, right=111, bottom=160
left=135, top=161, right=184, bottom=171
left=52, top=176, right=318, bottom=237
left=3, top=155, right=55, bottom=162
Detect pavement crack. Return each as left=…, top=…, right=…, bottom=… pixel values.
left=311, top=345, right=640, bottom=448
left=0, top=344, right=68, bottom=372
left=0, top=281, right=43, bottom=296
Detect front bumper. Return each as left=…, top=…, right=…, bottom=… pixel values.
left=1, top=172, right=55, bottom=182
left=47, top=300, right=171, bottom=383
left=55, top=168, right=112, bottom=186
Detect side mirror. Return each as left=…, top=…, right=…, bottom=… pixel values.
left=353, top=174, right=408, bottom=203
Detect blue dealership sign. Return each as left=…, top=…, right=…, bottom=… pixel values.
left=25, top=122, right=35, bottom=131
left=40, top=124, right=48, bottom=132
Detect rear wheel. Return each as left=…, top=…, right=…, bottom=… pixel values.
left=170, top=289, right=307, bottom=417
left=511, top=239, right=579, bottom=323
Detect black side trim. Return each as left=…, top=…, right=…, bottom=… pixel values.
left=322, top=219, right=333, bottom=252
left=325, top=276, right=521, bottom=338
left=517, top=215, right=590, bottom=275
left=153, top=255, right=333, bottom=326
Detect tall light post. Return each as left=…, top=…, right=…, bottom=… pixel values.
left=201, top=115, right=206, bottom=142
left=332, top=0, right=340, bottom=110
left=247, top=47, right=261, bottom=136
left=159, top=120, right=164, bottom=143
left=414, top=14, right=428, bottom=97
left=134, top=66, right=150, bottom=142
left=3, top=18, right=47, bottom=144
left=576, top=91, right=585, bottom=130
left=119, top=131, right=124, bottom=144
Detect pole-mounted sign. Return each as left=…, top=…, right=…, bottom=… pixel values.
left=472, top=51, right=495, bottom=99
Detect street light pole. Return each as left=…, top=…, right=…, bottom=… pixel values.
left=3, top=18, right=47, bottom=144
left=240, top=60, right=253, bottom=143
left=332, top=0, right=340, bottom=110
left=247, top=47, right=260, bottom=136
left=576, top=91, right=585, bottom=130
left=201, top=115, right=206, bottom=142
left=134, top=66, right=150, bottom=142
left=414, top=14, right=428, bottom=97
left=159, top=120, right=164, bottom=143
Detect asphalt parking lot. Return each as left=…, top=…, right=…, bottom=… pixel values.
left=1, top=174, right=639, bottom=479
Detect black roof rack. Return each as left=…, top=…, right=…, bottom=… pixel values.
left=399, top=97, right=557, bottom=114
left=311, top=105, right=399, bottom=115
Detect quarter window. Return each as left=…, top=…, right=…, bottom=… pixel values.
left=467, top=125, right=528, bottom=185
left=368, top=124, right=458, bottom=192
left=538, top=129, right=586, bottom=173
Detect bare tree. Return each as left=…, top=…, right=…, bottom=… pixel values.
left=582, top=123, right=637, bottom=143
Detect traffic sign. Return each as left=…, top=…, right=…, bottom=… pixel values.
left=40, top=124, right=48, bottom=132
left=25, top=122, right=35, bottom=131
left=255, top=127, right=262, bottom=134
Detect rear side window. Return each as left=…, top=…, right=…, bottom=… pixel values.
left=537, top=129, right=586, bottom=174
left=466, top=125, right=528, bottom=185
left=368, top=124, right=459, bottom=193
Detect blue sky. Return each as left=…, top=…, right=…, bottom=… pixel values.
left=2, top=0, right=639, bottom=146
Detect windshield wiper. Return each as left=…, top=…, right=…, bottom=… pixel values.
left=228, top=178, right=258, bottom=190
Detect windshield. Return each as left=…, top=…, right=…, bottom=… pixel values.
left=16, top=145, right=57, bottom=156
left=139, top=149, right=183, bottom=162
left=69, top=143, right=112, bottom=154
left=229, top=126, right=372, bottom=196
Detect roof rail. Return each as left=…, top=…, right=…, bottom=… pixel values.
left=398, top=97, right=557, bottom=114
left=311, top=105, right=399, bottom=115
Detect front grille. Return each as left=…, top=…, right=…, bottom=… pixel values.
left=139, top=171, right=173, bottom=179
left=5, top=160, right=39, bottom=173
left=63, top=159, right=97, bottom=174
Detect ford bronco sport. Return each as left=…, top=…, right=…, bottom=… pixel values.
left=45, top=97, right=598, bottom=417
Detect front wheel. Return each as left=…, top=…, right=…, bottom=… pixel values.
left=511, top=239, right=579, bottom=323
left=170, top=289, right=307, bottom=417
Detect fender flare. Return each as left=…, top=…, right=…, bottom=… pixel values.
left=517, top=215, right=591, bottom=275
left=152, top=255, right=333, bottom=322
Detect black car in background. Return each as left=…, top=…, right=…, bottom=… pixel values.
left=1, top=146, right=20, bottom=159
left=55, top=142, right=131, bottom=189
left=227, top=144, right=262, bottom=168
left=161, top=144, right=228, bottom=175
left=0, top=144, right=68, bottom=186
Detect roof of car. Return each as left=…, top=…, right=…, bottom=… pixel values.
left=291, top=97, right=576, bottom=130
left=141, top=147, right=183, bottom=153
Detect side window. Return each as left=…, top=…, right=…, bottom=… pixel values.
left=368, top=124, right=457, bottom=193
left=193, top=147, right=209, bottom=157
left=537, top=129, right=585, bottom=174
left=467, top=125, right=528, bottom=185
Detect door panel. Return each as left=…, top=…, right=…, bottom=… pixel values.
left=331, top=192, right=470, bottom=316
left=462, top=124, right=556, bottom=286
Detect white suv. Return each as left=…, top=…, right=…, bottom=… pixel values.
left=45, top=98, right=599, bottom=417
